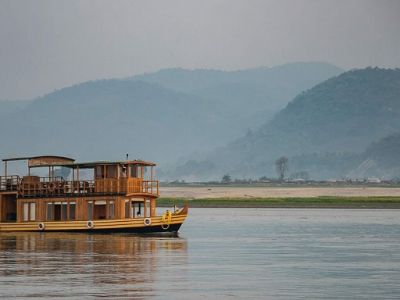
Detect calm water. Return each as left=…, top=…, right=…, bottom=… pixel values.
left=1, top=208, right=400, bottom=299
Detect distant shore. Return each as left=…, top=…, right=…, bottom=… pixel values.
left=158, top=196, right=400, bottom=209
left=160, top=185, right=400, bottom=199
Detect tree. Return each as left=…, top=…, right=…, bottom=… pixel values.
left=275, top=156, right=289, bottom=181
left=221, top=174, right=232, bottom=183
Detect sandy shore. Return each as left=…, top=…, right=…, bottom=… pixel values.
left=160, top=186, right=400, bottom=199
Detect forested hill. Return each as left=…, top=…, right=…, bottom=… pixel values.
left=170, top=68, right=400, bottom=180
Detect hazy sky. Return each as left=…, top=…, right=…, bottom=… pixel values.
left=1, top=0, right=400, bottom=100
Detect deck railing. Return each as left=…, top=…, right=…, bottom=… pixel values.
left=0, top=175, right=21, bottom=192
left=5, top=176, right=159, bottom=197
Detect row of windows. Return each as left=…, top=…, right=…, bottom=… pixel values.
left=87, top=200, right=114, bottom=220
left=46, top=201, right=76, bottom=221
left=95, top=165, right=147, bottom=179
left=125, top=199, right=150, bottom=218
left=23, top=202, right=36, bottom=221
left=22, top=199, right=148, bottom=221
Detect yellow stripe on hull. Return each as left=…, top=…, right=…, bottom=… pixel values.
left=0, top=214, right=188, bottom=232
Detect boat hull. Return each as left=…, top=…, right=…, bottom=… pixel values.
left=0, top=206, right=188, bottom=234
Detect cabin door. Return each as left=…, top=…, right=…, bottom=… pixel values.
left=0, top=194, right=17, bottom=222
left=131, top=201, right=144, bottom=218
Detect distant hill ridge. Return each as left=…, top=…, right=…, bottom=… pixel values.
left=170, top=67, right=400, bottom=180
left=0, top=62, right=342, bottom=170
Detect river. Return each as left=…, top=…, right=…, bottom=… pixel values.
left=1, top=208, right=400, bottom=299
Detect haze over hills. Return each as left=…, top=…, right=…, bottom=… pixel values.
left=131, top=62, right=343, bottom=130
left=0, top=62, right=342, bottom=169
left=0, top=100, right=31, bottom=118
left=170, top=68, right=400, bottom=181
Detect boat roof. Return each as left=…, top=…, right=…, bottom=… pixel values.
left=3, top=155, right=75, bottom=162
left=59, top=160, right=156, bottom=169
left=2, top=156, right=156, bottom=168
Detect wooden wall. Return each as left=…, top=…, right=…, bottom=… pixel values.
left=9, top=194, right=158, bottom=223
left=16, top=196, right=122, bottom=222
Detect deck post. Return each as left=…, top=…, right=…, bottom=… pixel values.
left=4, top=161, right=7, bottom=177
left=117, top=165, right=120, bottom=194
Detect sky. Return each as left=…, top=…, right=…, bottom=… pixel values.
left=0, top=0, right=400, bottom=100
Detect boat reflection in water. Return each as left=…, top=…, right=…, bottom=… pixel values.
left=0, top=233, right=188, bottom=298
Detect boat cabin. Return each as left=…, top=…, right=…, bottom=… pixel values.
left=0, top=155, right=159, bottom=224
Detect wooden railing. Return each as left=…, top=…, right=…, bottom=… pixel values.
left=11, top=176, right=159, bottom=197
left=0, top=175, right=21, bottom=192
left=126, top=178, right=159, bottom=195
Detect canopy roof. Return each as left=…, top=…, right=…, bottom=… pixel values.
left=3, top=156, right=155, bottom=168
left=3, top=155, right=75, bottom=162
left=58, top=160, right=156, bottom=169
left=3, top=155, right=75, bottom=168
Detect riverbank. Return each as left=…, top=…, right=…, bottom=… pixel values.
left=160, top=186, right=400, bottom=199
left=158, top=196, right=400, bottom=208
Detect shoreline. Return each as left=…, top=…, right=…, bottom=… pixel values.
left=159, top=186, right=400, bottom=199
left=158, top=196, right=400, bottom=209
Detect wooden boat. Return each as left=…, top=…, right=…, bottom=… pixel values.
left=0, top=155, right=188, bottom=233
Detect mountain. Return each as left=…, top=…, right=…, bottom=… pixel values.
left=0, top=100, right=30, bottom=117
left=0, top=80, right=220, bottom=163
left=0, top=62, right=342, bottom=168
left=132, top=62, right=343, bottom=131
left=348, top=133, right=400, bottom=179
left=170, top=68, right=400, bottom=180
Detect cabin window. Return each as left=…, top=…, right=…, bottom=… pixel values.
left=107, top=166, right=117, bottom=178
left=125, top=200, right=130, bottom=218
left=23, top=203, right=29, bottom=221
left=130, top=165, right=143, bottom=178
left=96, top=166, right=104, bottom=179
left=94, top=200, right=107, bottom=219
left=131, top=201, right=143, bottom=218
left=46, top=201, right=75, bottom=221
left=145, top=199, right=150, bottom=218
left=143, top=167, right=148, bottom=179
left=120, top=166, right=127, bottom=177
left=47, top=203, right=54, bottom=220
left=61, top=202, right=68, bottom=220
left=69, top=202, right=76, bottom=220
left=30, top=203, right=36, bottom=221
left=23, top=202, right=36, bottom=221
left=108, top=201, right=115, bottom=219
left=88, top=201, right=94, bottom=220
left=53, top=202, right=62, bottom=220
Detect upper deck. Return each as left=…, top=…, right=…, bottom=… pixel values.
left=0, top=155, right=159, bottom=198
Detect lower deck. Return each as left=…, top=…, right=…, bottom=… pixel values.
left=0, top=193, right=157, bottom=223
left=0, top=192, right=188, bottom=232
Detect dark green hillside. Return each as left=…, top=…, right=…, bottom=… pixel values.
left=171, top=68, right=400, bottom=180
